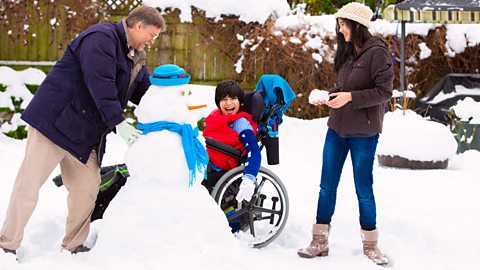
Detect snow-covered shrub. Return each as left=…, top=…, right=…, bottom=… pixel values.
left=0, top=66, right=45, bottom=139
left=449, top=97, right=480, bottom=153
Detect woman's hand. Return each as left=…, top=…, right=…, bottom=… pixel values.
left=326, top=92, right=352, bottom=108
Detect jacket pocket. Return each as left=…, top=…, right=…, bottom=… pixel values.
left=364, top=108, right=371, bottom=125
left=54, top=97, right=101, bottom=143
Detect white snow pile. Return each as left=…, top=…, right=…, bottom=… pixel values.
left=143, top=0, right=291, bottom=23
left=451, top=97, right=480, bottom=124
left=377, top=109, right=458, bottom=162
left=422, top=85, right=480, bottom=105
left=0, top=66, right=46, bottom=134
left=0, top=67, right=46, bottom=104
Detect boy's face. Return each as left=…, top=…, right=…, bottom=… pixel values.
left=219, top=96, right=240, bottom=115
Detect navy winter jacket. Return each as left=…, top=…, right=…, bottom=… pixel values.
left=21, top=21, right=150, bottom=165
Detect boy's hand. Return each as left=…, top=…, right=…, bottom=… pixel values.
left=236, top=177, right=255, bottom=202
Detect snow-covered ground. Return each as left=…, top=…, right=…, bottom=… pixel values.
left=2, top=1, right=480, bottom=269
left=1, top=84, right=479, bottom=270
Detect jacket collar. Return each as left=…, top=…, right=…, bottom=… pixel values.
left=119, top=19, right=146, bottom=64
left=357, top=36, right=387, bottom=56
left=115, top=20, right=129, bottom=51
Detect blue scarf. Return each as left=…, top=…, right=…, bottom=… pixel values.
left=137, top=121, right=209, bottom=187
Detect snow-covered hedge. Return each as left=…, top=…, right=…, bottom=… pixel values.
left=450, top=97, right=480, bottom=152
left=0, top=66, right=45, bottom=139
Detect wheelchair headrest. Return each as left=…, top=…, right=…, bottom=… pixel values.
left=243, top=90, right=265, bottom=122
left=254, top=75, right=295, bottom=125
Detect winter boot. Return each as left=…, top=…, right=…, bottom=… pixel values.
left=361, top=229, right=388, bottom=266
left=71, top=245, right=91, bottom=254
left=62, top=245, right=91, bottom=254
left=297, top=224, right=330, bottom=258
left=2, top=247, right=16, bottom=255
left=1, top=247, right=18, bottom=262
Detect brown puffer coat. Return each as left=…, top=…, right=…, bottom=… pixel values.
left=327, top=36, right=394, bottom=136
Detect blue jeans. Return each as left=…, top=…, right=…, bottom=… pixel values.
left=316, top=128, right=379, bottom=231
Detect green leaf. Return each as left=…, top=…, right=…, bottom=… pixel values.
left=25, top=84, right=39, bottom=95
left=4, top=125, right=28, bottom=140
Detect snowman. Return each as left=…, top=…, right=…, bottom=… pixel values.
left=89, top=64, right=246, bottom=265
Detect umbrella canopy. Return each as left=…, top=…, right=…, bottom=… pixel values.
left=384, top=0, right=480, bottom=24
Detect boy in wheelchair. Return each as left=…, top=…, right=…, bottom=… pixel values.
left=201, top=76, right=294, bottom=238
left=202, top=80, right=261, bottom=212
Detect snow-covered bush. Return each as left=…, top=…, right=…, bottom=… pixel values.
left=449, top=97, right=480, bottom=152
left=0, top=66, right=45, bottom=139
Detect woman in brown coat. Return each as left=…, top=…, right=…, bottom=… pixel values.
left=297, top=2, right=393, bottom=266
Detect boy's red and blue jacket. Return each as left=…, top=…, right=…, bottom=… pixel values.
left=203, top=109, right=260, bottom=177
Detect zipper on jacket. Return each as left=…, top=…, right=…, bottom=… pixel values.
left=96, top=128, right=108, bottom=168
left=365, top=109, right=371, bottom=125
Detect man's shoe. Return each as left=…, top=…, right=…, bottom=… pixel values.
left=71, top=245, right=91, bottom=254
left=2, top=247, right=16, bottom=255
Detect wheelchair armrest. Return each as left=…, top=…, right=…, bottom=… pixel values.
left=205, top=137, right=244, bottom=160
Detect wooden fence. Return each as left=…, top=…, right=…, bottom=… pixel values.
left=0, top=1, right=240, bottom=84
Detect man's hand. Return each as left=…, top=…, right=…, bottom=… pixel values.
left=326, top=92, right=352, bottom=108
left=236, top=177, right=256, bottom=203
left=116, top=120, right=142, bottom=146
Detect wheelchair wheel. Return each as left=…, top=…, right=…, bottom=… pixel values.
left=210, top=166, right=289, bottom=248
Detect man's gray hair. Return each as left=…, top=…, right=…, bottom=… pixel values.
left=126, top=6, right=165, bottom=29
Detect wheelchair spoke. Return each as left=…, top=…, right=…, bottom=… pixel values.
left=252, top=205, right=282, bottom=216
left=226, top=182, right=240, bottom=195
left=248, top=209, right=256, bottom=237
left=255, top=177, right=266, bottom=194
left=226, top=207, right=249, bottom=221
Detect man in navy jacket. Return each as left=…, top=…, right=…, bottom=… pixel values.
left=0, top=6, right=164, bottom=256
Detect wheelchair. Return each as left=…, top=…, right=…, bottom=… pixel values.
left=203, top=75, right=294, bottom=248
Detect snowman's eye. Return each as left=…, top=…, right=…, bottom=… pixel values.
left=180, top=90, right=192, bottom=96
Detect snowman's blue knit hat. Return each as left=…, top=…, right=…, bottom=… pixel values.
left=150, top=64, right=191, bottom=86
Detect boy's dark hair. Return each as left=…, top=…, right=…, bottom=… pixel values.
left=214, top=80, right=245, bottom=109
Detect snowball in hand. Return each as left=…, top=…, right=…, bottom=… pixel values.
left=308, top=89, right=330, bottom=104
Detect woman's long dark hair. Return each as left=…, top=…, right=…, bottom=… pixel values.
left=333, top=18, right=372, bottom=72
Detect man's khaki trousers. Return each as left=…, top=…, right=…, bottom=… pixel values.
left=0, top=128, right=100, bottom=252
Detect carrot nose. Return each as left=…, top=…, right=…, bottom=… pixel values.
left=187, top=104, right=207, bottom=111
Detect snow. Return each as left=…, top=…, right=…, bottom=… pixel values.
left=377, top=109, right=457, bottom=161
left=1, top=84, right=480, bottom=269
left=392, top=89, right=416, bottom=99
left=418, top=42, right=432, bottom=60
left=308, top=89, right=330, bottom=104
left=423, top=85, right=480, bottom=104
left=0, top=67, right=45, bottom=94
left=451, top=97, right=480, bottom=124
left=142, top=0, right=291, bottom=23
left=2, top=2, right=480, bottom=269
left=0, top=66, right=45, bottom=132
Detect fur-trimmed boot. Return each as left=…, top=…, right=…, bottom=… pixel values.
left=361, top=229, right=388, bottom=266
left=297, top=224, right=330, bottom=258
